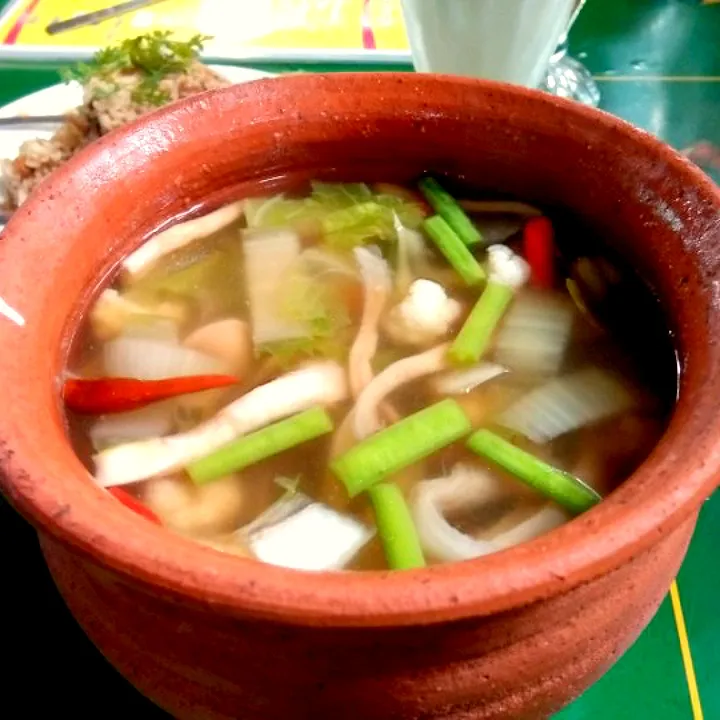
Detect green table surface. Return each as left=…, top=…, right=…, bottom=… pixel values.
left=0, top=1, right=717, bottom=718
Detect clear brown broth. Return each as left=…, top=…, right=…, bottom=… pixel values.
left=64, top=179, right=678, bottom=570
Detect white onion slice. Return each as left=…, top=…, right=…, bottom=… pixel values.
left=89, top=403, right=175, bottom=452
left=103, top=335, right=226, bottom=380
left=243, top=227, right=307, bottom=345
left=493, top=292, right=574, bottom=376
left=499, top=367, right=636, bottom=444
left=244, top=498, right=373, bottom=571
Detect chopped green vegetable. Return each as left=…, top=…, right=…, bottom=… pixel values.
left=257, top=254, right=352, bottom=365
left=244, top=183, right=425, bottom=249
left=369, top=483, right=426, bottom=570
left=466, top=429, right=601, bottom=514
left=312, top=182, right=373, bottom=207
left=187, top=407, right=334, bottom=485
left=331, top=399, right=472, bottom=497
left=422, top=216, right=486, bottom=286
left=419, top=177, right=483, bottom=247
left=279, top=262, right=350, bottom=336
left=61, top=31, right=210, bottom=105
left=448, top=281, right=514, bottom=365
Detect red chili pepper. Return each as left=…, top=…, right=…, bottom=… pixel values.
left=63, top=375, right=238, bottom=415
left=523, top=216, right=556, bottom=289
left=108, top=487, right=161, bottom=525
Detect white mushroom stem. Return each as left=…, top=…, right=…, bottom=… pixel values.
left=94, top=361, right=348, bottom=487
left=349, top=246, right=392, bottom=398
left=352, top=342, right=449, bottom=440
left=122, top=201, right=244, bottom=281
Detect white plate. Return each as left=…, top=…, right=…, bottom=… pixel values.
left=0, top=65, right=273, bottom=223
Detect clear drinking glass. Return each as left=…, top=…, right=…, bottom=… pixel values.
left=541, top=0, right=600, bottom=106
left=401, top=0, right=599, bottom=106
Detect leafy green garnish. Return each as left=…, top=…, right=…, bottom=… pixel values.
left=245, top=182, right=425, bottom=249
left=257, top=256, right=352, bottom=366
left=61, top=31, right=210, bottom=106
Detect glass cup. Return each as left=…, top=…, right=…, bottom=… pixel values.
left=401, top=0, right=599, bottom=105
left=541, top=1, right=600, bottom=106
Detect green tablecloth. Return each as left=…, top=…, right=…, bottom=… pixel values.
left=0, top=1, right=717, bottom=718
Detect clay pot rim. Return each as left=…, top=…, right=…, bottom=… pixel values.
left=1, top=73, right=719, bottom=628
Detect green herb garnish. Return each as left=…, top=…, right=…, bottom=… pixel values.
left=256, top=253, right=352, bottom=366
left=62, top=31, right=210, bottom=106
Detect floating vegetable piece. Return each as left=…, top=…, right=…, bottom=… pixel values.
left=383, top=279, right=462, bottom=347
left=104, top=334, right=227, bottom=380
left=94, top=361, right=347, bottom=487
left=243, top=227, right=306, bottom=345
left=122, top=201, right=244, bottom=280
left=523, top=216, right=556, bottom=289
left=493, top=292, right=574, bottom=376
left=349, top=246, right=393, bottom=397
left=499, top=367, right=636, bottom=444
left=467, top=429, right=601, bottom=514
left=448, top=246, right=530, bottom=365
left=89, top=403, right=175, bottom=452
left=64, top=375, right=238, bottom=415
left=419, top=177, right=483, bottom=246
left=242, top=490, right=373, bottom=571
left=369, top=483, right=426, bottom=569
left=448, top=285, right=512, bottom=365
left=187, top=407, right=334, bottom=485
left=243, top=182, right=424, bottom=248
left=422, top=216, right=486, bottom=286
left=332, top=399, right=472, bottom=497
left=107, top=487, right=161, bottom=524
left=352, top=343, right=449, bottom=439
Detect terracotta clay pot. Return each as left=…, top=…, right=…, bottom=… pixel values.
left=1, top=74, right=719, bottom=720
